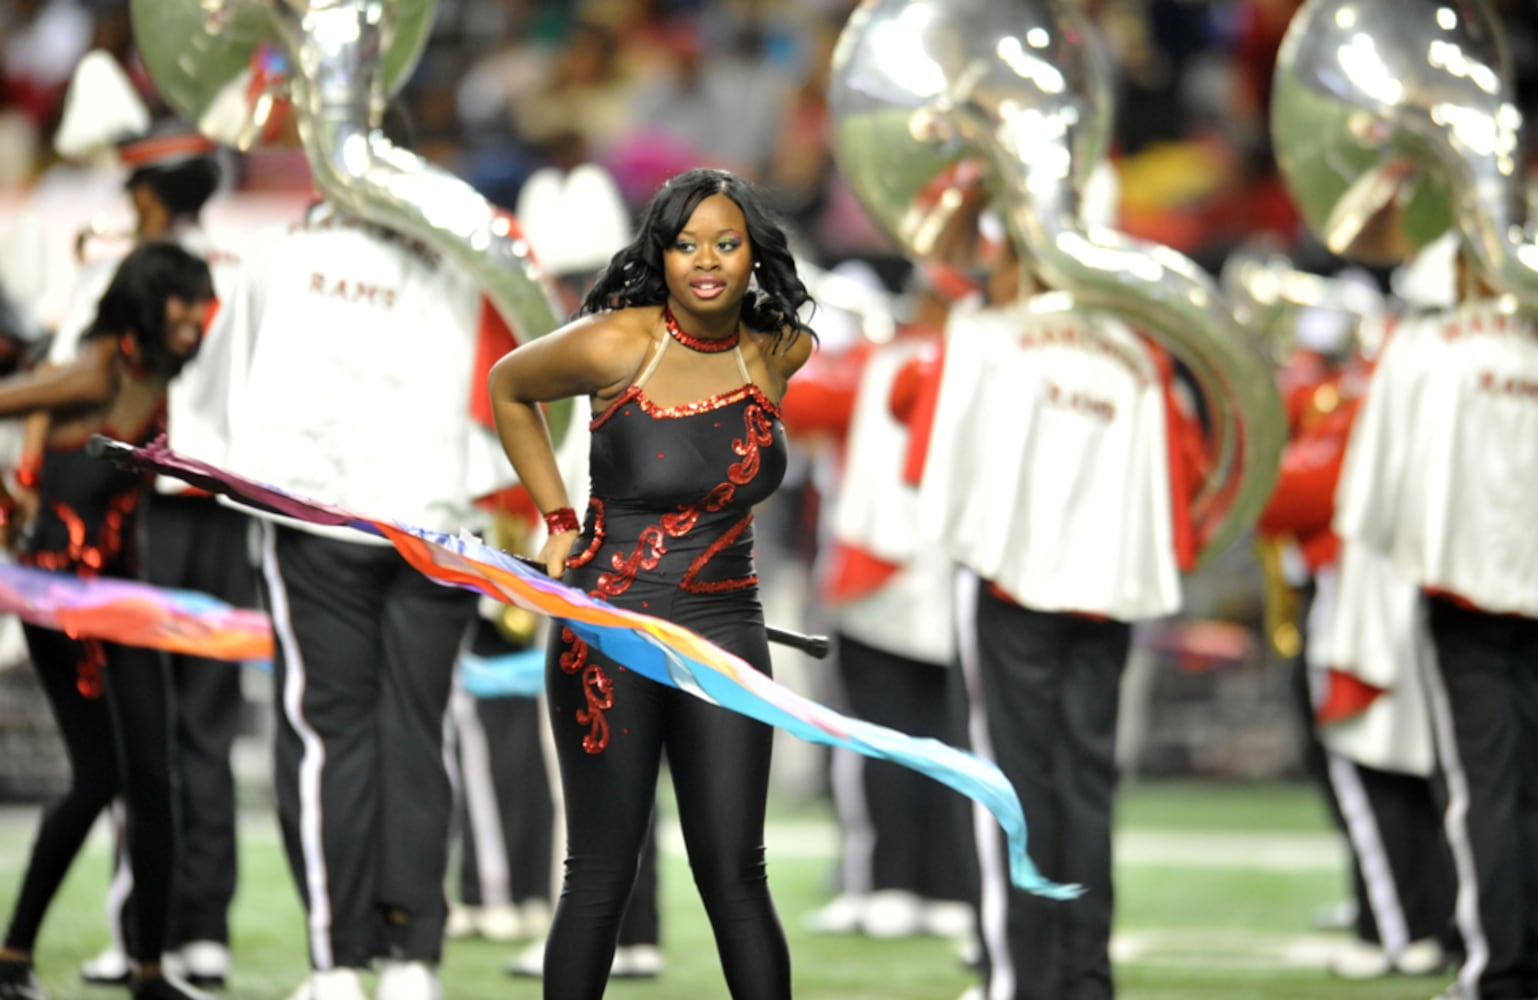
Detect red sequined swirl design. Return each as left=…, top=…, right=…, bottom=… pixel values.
left=26, top=488, right=142, bottom=697
left=558, top=400, right=776, bottom=753
left=556, top=625, right=614, bottom=754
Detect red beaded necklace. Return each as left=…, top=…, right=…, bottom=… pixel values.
left=664, top=306, right=739, bottom=353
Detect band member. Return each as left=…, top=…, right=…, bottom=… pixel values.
left=1256, top=301, right=1453, bottom=981
left=903, top=207, right=1207, bottom=1000
left=1334, top=238, right=1538, bottom=1000
left=783, top=265, right=976, bottom=941
left=208, top=196, right=515, bottom=1000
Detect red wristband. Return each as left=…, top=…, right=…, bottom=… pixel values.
left=543, top=506, right=579, bottom=535
left=14, top=455, right=40, bottom=490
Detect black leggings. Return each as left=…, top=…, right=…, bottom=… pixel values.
left=542, top=603, right=790, bottom=1000
left=4, top=626, right=175, bottom=962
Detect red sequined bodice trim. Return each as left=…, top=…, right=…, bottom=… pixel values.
left=559, top=398, right=777, bottom=754
left=590, top=383, right=781, bottom=431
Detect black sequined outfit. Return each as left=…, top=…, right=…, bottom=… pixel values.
left=543, top=337, right=792, bottom=1000
left=5, top=425, right=177, bottom=965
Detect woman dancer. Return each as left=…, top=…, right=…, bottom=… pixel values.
left=488, top=167, right=815, bottom=999
left=0, top=242, right=216, bottom=1000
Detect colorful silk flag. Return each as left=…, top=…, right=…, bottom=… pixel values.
left=92, top=435, right=1078, bottom=898
left=458, top=647, right=545, bottom=698
left=0, top=562, right=272, bottom=661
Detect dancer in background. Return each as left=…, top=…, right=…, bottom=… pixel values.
left=42, top=54, right=256, bottom=988
left=0, top=242, right=217, bottom=1000
left=488, top=167, right=815, bottom=1000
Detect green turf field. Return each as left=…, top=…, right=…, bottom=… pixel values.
left=0, top=780, right=1452, bottom=999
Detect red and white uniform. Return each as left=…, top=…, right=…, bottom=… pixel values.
left=1336, top=299, right=1538, bottom=616
left=212, top=215, right=514, bottom=538
left=913, top=299, right=1193, bottom=621
left=824, top=338, right=956, bottom=663
left=1258, top=331, right=1436, bottom=775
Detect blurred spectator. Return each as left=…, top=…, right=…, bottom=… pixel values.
left=0, top=0, right=93, bottom=130
left=760, top=14, right=837, bottom=235
left=507, top=18, right=633, bottom=167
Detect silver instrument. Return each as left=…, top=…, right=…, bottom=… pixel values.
left=1220, top=241, right=1385, bottom=357
left=827, top=0, right=1284, bottom=562
left=130, top=0, right=570, bottom=441
left=1273, top=0, right=1538, bottom=306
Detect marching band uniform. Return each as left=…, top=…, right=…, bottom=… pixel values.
left=210, top=208, right=514, bottom=1000
left=1257, top=322, right=1452, bottom=979
left=1335, top=283, right=1538, bottom=1000
left=781, top=286, right=976, bottom=939
left=908, top=276, right=1204, bottom=1000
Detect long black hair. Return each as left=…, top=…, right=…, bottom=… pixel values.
left=579, top=168, right=816, bottom=353
left=84, top=241, right=214, bottom=379
left=129, top=156, right=222, bottom=219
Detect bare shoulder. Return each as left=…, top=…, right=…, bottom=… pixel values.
left=765, top=325, right=816, bottom=380
left=75, top=335, right=123, bottom=380
left=556, top=309, right=655, bottom=361
left=492, top=307, right=658, bottom=403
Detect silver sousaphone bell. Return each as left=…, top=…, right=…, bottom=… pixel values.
left=1273, top=0, right=1538, bottom=306
left=827, top=0, right=1285, bottom=561
left=131, top=0, right=570, bottom=441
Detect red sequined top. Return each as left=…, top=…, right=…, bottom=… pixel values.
left=21, top=421, right=159, bottom=696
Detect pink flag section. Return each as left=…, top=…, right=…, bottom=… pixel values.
left=0, top=562, right=272, bottom=661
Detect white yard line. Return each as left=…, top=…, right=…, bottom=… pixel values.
left=665, top=819, right=1346, bottom=871
left=1110, top=928, right=1353, bottom=969
left=0, top=806, right=1342, bottom=871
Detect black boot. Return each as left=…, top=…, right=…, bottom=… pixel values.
left=0, top=959, right=44, bottom=1000
left=129, top=972, right=216, bottom=1000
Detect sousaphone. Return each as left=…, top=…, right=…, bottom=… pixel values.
left=827, top=0, right=1285, bottom=561
left=1273, top=0, right=1538, bottom=305
left=130, top=0, right=570, bottom=440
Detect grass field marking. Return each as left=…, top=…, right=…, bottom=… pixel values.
left=653, top=818, right=1346, bottom=871
left=1115, top=829, right=1346, bottom=871
left=1111, top=928, right=1349, bottom=969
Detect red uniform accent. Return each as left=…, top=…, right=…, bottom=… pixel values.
left=778, top=341, right=868, bottom=442
left=565, top=498, right=606, bottom=569
left=1256, top=352, right=1370, bottom=573
left=117, top=132, right=218, bottom=168
left=680, top=514, right=758, bottom=593
left=823, top=544, right=904, bottom=604
left=1148, top=338, right=1205, bottom=571
left=664, top=307, right=739, bottom=352
left=892, top=332, right=1205, bottom=568
left=474, top=482, right=541, bottom=523
left=543, top=506, right=580, bottom=536
left=1315, top=668, right=1386, bottom=724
